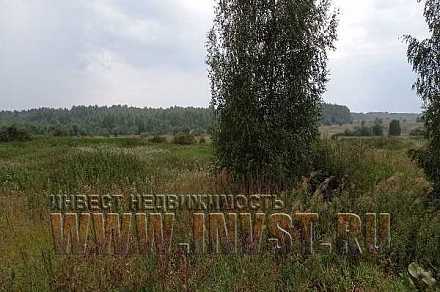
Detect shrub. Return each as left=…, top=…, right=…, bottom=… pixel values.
left=199, top=137, right=207, bottom=144
left=310, top=139, right=372, bottom=198
left=173, top=132, right=196, bottom=145
left=0, top=126, right=32, bottom=142
left=363, top=137, right=407, bottom=151
left=331, top=132, right=346, bottom=140
left=312, top=140, right=361, bottom=178
left=148, top=135, right=167, bottom=144
left=388, top=120, right=401, bottom=136
left=372, top=119, right=384, bottom=136
left=49, top=126, right=68, bottom=137
left=331, top=125, right=384, bottom=140
left=409, top=145, right=440, bottom=201
left=353, top=126, right=372, bottom=137
left=344, top=129, right=353, bottom=136
left=410, top=127, right=426, bottom=137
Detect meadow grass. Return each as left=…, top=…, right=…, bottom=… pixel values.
left=0, top=136, right=438, bottom=291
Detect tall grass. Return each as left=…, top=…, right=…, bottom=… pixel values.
left=0, top=136, right=438, bottom=290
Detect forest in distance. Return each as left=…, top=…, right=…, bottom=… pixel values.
left=0, top=103, right=420, bottom=137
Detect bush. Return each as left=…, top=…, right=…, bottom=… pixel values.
left=372, top=119, right=384, bottom=136
left=353, top=127, right=371, bottom=137
left=312, top=139, right=398, bottom=198
left=331, top=132, right=346, bottom=140
left=0, top=126, right=32, bottom=142
left=388, top=120, right=401, bottom=136
left=409, top=146, right=440, bottom=201
left=331, top=126, right=383, bottom=139
left=351, top=121, right=373, bottom=137
left=148, top=135, right=167, bottom=144
left=49, top=126, right=68, bottom=137
left=313, top=140, right=362, bottom=179
left=173, top=133, right=196, bottom=145
left=410, top=127, right=425, bottom=137
left=344, top=129, right=353, bottom=136
left=309, top=140, right=371, bottom=199
left=199, top=137, right=207, bottom=144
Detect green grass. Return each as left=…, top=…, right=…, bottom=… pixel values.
left=320, top=120, right=425, bottom=138
left=0, top=136, right=438, bottom=291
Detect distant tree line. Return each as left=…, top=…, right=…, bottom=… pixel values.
left=351, top=112, right=421, bottom=123
left=334, top=119, right=404, bottom=139
left=335, top=119, right=385, bottom=138
left=0, top=105, right=212, bottom=137
left=321, top=104, right=352, bottom=125
left=388, top=120, right=402, bottom=136
left=0, top=104, right=352, bottom=137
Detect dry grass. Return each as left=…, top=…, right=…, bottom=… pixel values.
left=0, top=136, right=438, bottom=290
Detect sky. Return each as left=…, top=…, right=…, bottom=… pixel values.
left=0, top=0, right=430, bottom=113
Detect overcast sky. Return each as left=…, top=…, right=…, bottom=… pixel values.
left=0, top=0, right=430, bottom=112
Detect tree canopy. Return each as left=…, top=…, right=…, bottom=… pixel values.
left=405, top=0, right=440, bottom=198
left=321, top=104, right=352, bottom=125
left=0, top=103, right=350, bottom=137
left=0, top=106, right=212, bottom=137
left=207, top=0, right=338, bottom=185
left=388, top=120, right=401, bottom=136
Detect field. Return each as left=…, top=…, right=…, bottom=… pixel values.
left=320, top=120, right=424, bottom=138
left=1, top=136, right=439, bottom=291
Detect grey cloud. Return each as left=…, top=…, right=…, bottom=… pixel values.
left=0, top=0, right=430, bottom=112
left=0, top=0, right=213, bottom=110
left=324, top=0, right=428, bottom=112
left=325, top=54, right=423, bottom=112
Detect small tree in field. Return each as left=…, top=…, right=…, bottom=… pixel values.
left=388, top=120, right=401, bottom=136
left=0, top=126, right=31, bottom=142
left=207, top=0, right=338, bottom=185
left=372, top=119, right=384, bottom=136
left=405, top=0, right=440, bottom=198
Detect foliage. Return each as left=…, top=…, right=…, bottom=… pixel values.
left=345, top=124, right=368, bottom=137
left=354, top=121, right=372, bottom=136
left=311, top=138, right=401, bottom=194
left=0, top=105, right=212, bottom=136
left=148, top=135, right=167, bottom=144
left=352, top=112, right=420, bottom=122
left=207, top=0, right=338, bottom=184
left=410, top=127, right=426, bottom=136
left=405, top=0, right=440, bottom=198
left=0, top=104, right=353, bottom=137
left=372, top=119, right=384, bottom=136
left=49, top=126, right=69, bottom=137
left=312, top=140, right=362, bottom=187
left=321, top=104, right=353, bottom=125
left=0, top=126, right=31, bottom=142
left=409, top=145, right=440, bottom=199
left=2, top=136, right=439, bottom=290
left=408, top=262, right=437, bottom=288
left=340, top=120, right=384, bottom=138
left=388, top=120, right=402, bottom=136
left=173, top=132, right=196, bottom=145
